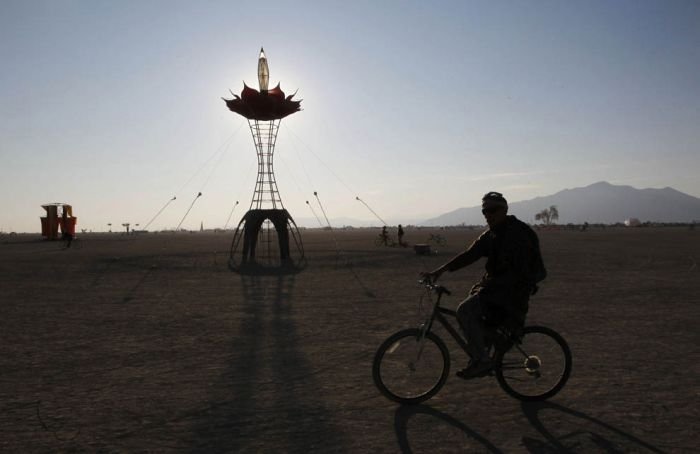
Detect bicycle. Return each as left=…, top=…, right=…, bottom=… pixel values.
left=372, top=278, right=572, bottom=404
left=374, top=234, right=396, bottom=248
left=426, top=233, right=447, bottom=247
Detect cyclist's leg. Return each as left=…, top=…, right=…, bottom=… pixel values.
left=456, top=294, right=487, bottom=361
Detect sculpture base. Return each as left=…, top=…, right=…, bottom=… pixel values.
left=229, top=209, right=305, bottom=274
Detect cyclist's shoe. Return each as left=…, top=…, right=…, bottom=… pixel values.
left=456, top=359, right=493, bottom=379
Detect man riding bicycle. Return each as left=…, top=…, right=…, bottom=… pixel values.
left=425, top=191, right=546, bottom=378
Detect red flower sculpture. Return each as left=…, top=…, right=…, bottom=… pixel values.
left=224, top=83, right=301, bottom=121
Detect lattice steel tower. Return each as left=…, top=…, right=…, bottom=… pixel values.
left=224, top=48, right=305, bottom=271
left=248, top=119, right=283, bottom=209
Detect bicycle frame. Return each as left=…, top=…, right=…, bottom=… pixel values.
left=419, top=286, right=472, bottom=358
left=418, top=281, right=521, bottom=361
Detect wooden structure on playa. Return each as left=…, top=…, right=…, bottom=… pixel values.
left=40, top=203, right=76, bottom=240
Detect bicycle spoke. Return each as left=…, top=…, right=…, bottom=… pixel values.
left=500, top=375, right=530, bottom=382
left=387, top=341, right=401, bottom=355
left=499, top=364, right=525, bottom=370
left=514, top=344, right=530, bottom=358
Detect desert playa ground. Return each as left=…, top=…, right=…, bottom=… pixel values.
left=1, top=227, right=698, bottom=452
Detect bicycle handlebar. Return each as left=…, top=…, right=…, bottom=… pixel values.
left=418, top=277, right=451, bottom=296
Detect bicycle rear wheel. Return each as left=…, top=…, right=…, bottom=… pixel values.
left=495, top=326, right=572, bottom=401
left=372, top=328, right=450, bottom=404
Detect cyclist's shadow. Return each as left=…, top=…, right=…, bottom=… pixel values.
left=394, top=404, right=502, bottom=454
left=520, top=401, right=665, bottom=453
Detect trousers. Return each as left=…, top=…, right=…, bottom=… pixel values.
left=456, top=293, right=487, bottom=361
left=457, top=290, right=529, bottom=361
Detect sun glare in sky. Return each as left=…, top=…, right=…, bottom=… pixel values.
left=1, top=1, right=699, bottom=232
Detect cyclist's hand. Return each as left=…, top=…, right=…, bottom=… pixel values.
left=421, top=268, right=444, bottom=283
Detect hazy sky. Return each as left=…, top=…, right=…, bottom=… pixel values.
left=2, top=0, right=699, bottom=232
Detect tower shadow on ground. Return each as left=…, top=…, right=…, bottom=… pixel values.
left=188, top=272, right=345, bottom=451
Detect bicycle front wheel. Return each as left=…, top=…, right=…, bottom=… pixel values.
left=372, top=328, right=450, bottom=404
left=495, top=326, right=572, bottom=401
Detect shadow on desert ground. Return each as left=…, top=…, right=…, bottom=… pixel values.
left=394, top=401, right=668, bottom=453
left=1, top=227, right=698, bottom=452
left=187, top=273, right=347, bottom=451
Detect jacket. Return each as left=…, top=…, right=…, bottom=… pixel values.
left=445, top=215, right=545, bottom=303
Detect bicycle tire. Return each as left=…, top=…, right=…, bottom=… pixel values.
left=494, top=326, right=572, bottom=401
left=373, top=328, right=450, bottom=404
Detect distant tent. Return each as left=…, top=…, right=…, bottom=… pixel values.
left=624, top=218, right=641, bottom=227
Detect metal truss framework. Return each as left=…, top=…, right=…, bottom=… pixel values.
left=229, top=119, right=305, bottom=272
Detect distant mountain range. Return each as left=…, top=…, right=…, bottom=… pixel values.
left=422, top=181, right=700, bottom=226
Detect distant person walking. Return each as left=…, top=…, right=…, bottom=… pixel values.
left=61, top=209, right=73, bottom=248
left=380, top=226, right=389, bottom=246
left=397, top=224, right=405, bottom=247
left=424, top=192, right=546, bottom=378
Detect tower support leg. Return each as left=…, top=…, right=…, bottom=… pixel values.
left=230, top=208, right=305, bottom=272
